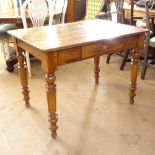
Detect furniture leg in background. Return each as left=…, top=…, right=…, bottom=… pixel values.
left=129, top=35, right=145, bottom=104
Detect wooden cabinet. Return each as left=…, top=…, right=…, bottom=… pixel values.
left=66, top=0, right=86, bottom=22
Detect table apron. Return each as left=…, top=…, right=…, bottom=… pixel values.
left=15, top=34, right=143, bottom=67
left=57, top=35, right=140, bottom=66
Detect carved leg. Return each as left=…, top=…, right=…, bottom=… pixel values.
left=129, top=50, right=140, bottom=104
left=45, top=73, right=58, bottom=139
left=94, top=56, right=100, bottom=85
left=16, top=49, right=30, bottom=107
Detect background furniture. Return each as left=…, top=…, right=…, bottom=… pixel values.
left=85, top=0, right=105, bottom=20
left=106, top=0, right=131, bottom=70
left=0, top=0, right=19, bottom=71
left=106, top=0, right=155, bottom=71
left=0, top=24, right=16, bottom=72
left=0, top=0, right=66, bottom=72
left=54, top=0, right=68, bottom=23
left=141, top=0, right=155, bottom=79
left=124, top=0, right=155, bottom=79
left=65, top=0, right=86, bottom=22
left=124, top=1, right=155, bottom=21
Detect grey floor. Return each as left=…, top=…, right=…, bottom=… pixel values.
left=0, top=52, right=155, bottom=155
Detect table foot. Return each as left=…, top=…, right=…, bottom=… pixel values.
left=49, top=113, right=58, bottom=139
left=94, top=56, right=100, bottom=85
left=129, top=83, right=136, bottom=104
left=45, top=73, right=58, bottom=139
left=22, top=86, right=30, bottom=107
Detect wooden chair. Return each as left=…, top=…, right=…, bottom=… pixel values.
left=119, top=0, right=155, bottom=78
left=106, top=0, right=129, bottom=70
left=106, top=0, right=146, bottom=70
left=118, top=0, right=141, bottom=70
left=55, top=0, right=68, bottom=24
left=141, top=0, right=155, bottom=79
left=21, top=0, right=68, bottom=77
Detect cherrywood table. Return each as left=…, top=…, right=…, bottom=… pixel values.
left=8, top=19, right=147, bottom=139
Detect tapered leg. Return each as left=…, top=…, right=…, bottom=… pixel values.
left=129, top=50, right=140, bottom=104
left=45, top=73, right=58, bottom=139
left=16, top=49, right=30, bottom=107
left=94, top=56, right=100, bottom=85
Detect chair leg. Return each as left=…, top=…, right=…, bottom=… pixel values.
left=141, top=41, right=150, bottom=80
left=1, top=42, right=6, bottom=60
left=4, top=42, right=11, bottom=60
left=1, top=41, right=10, bottom=60
left=120, top=50, right=130, bottom=70
left=25, top=52, right=31, bottom=78
left=106, top=54, right=112, bottom=64
left=1, top=41, right=16, bottom=72
left=141, top=64, right=147, bottom=80
left=141, top=50, right=149, bottom=80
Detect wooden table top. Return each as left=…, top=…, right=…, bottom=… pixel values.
left=8, top=19, right=148, bottom=52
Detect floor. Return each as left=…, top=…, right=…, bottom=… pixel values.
left=0, top=51, right=155, bottom=155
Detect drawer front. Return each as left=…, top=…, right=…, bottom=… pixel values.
left=125, top=35, right=138, bottom=49
left=82, top=39, right=124, bottom=59
left=57, top=47, right=82, bottom=66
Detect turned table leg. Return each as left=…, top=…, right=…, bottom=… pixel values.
left=94, top=56, right=100, bottom=85
left=16, top=47, right=30, bottom=107
left=45, top=73, right=58, bottom=139
left=129, top=50, right=140, bottom=104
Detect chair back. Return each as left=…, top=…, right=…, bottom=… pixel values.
left=114, top=0, right=124, bottom=23
left=104, top=0, right=125, bottom=23
left=21, top=0, right=56, bottom=28
left=55, top=0, right=68, bottom=23
left=143, top=0, right=155, bottom=36
left=145, top=0, right=151, bottom=29
left=85, top=0, right=105, bottom=20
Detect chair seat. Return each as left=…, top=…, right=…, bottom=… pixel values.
left=149, top=37, right=155, bottom=47
left=0, top=24, right=16, bottom=40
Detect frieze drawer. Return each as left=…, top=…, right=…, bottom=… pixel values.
left=82, top=39, right=125, bottom=59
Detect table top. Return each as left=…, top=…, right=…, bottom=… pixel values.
left=8, top=19, right=148, bottom=52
